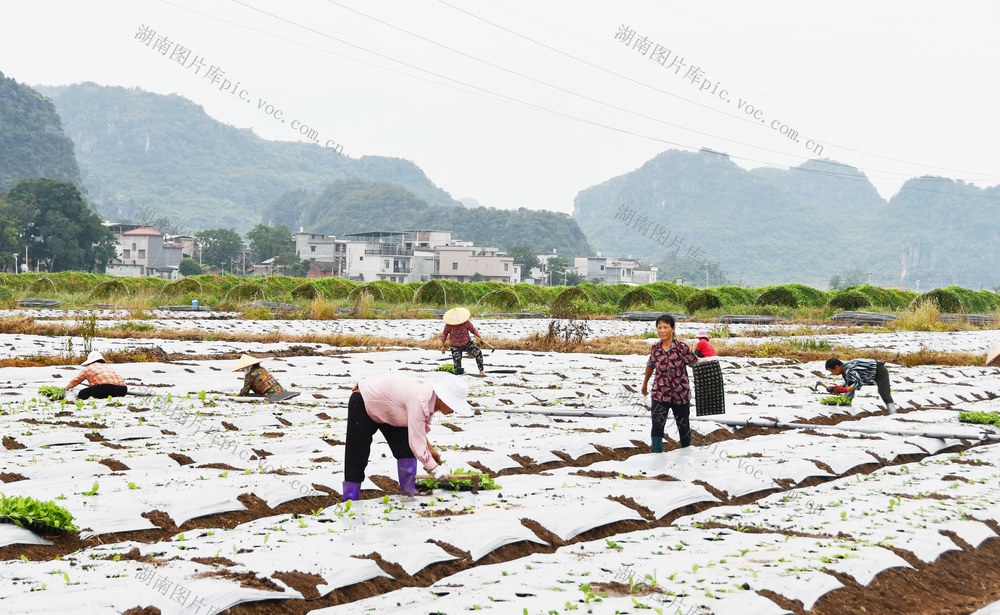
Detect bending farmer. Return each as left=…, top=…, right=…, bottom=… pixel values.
left=343, top=375, right=472, bottom=501
left=441, top=307, right=485, bottom=376
left=641, top=314, right=700, bottom=451
left=65, top=351, right=128, bottom=400
left=825, top=357, right=897, bottom=414
left=233, top=354, right=286, bottom=397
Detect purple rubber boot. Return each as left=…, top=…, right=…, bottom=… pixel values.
left=342, top=481, right=361, bottom=502
left=397, top=458, right=418, bottom=496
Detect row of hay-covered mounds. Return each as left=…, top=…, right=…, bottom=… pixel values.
left=2, top=272, right=997, bottom=317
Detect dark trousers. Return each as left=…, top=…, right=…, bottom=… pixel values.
left=874, top=362, right=894, bottom=405
left=344, top=392, right=415, bottom=482
left=77, top=384, right=127, bottom=400
left=451, top=342, right=484, bottom=372
left=651, top=400, right=691, bottom=442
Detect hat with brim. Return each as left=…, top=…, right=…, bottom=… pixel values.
left=81, top=351, right=105, bottom=366
left=443, top=307, right=471, bottom=326
left=987, top=341, right=1000, bottom=367
left=432, top=375, right=473, bottom=416
left=233, top=354, right=263, bottom=371
left=696, top=330, right=710, bottom=339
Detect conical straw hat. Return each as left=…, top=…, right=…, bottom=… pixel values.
left=443, top=307, right=471, bottom=326
left=233, top=354, right=263, bottom=371
left=987, top=341, right=1000, bottom=367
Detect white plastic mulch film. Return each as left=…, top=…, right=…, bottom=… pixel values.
left=0, top=314, right=998, bottom=614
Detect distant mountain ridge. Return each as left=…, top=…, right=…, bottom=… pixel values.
left=0, top=71, right=81, bottom=191
left=573, top=149, right=1000, bottom=289
left=38, top=83, right=462, bottom=232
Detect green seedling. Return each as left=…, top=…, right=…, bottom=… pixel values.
left=0, top=494, right=79, bottom=532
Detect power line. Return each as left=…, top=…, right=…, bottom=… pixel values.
left=159, top=1, right=1000, bottom=203
left=435, top=0, right=1000, bottom=180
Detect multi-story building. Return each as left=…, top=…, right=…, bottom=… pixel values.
left=574, top=254, right=653, bottom=284
left=106, top=227, right=183, bottom=279
left=434, top=245, right=517, bottom=283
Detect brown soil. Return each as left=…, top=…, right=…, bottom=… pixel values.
left=98, top=458, right=130, bottom=471
left=168, top=453, right=194, bottom=466
left=191, top=556, right=238, bottom=567
left=196, top=463, right=243, bottom=471
left=195, top=569, right=283, bottom=592
left=104, top=547, right=164, bottom=565
left=272, top=570, right=327, bottom=599
left=2, top=436, right=25, bottom=450
left=121, top=608, right=161, bottom=615
left=0, top=472, right=27, bottom=482
left=415, top=508, right=473, bottom=518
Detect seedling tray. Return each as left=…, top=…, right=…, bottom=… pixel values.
left=0, top=515, right=72, bottom=536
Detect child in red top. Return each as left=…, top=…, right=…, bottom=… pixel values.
left=694, top=330, right=717, bottom=358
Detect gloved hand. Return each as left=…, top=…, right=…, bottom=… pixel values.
left=829, top=386, right=850, bottom=394
left=432, top=466, right=449, bottom=483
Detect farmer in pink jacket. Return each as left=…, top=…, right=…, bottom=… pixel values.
left=342, top=375, right=472, bottom=501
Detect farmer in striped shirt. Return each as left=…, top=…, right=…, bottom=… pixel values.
left=441, top=307, right=485, bottom=376
left=825, top=357, right=897, bottom=414
left=65, top=351, right=128, bottom=400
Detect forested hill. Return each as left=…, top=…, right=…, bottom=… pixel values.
left=0, top=72, right=81, bottom=191
left=264, top=178, right=593, bottom=257
left=573, top=149, right=1000, bottom=289
left=38, top=83, right=462, bottom=232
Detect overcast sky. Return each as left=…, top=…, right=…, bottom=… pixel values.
left=2, top=0, right=998, bottom=214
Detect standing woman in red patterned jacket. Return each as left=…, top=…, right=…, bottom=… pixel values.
left=441, top=307, right=485, bottom=377
left=641, top=314, right=700, bottom=452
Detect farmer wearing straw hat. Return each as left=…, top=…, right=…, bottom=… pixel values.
left=441, top=307, right=485, bottom=376
left=342, top=374, right=473, bottom=501
left=64, top=351, right=128, bottom=400
left=233, top=354, right=286, bottom=397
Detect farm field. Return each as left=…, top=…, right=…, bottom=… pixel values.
left=1, top=309, right=999, bottom=614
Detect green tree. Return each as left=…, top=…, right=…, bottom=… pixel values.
left=829, top=275, right=842, bottom=291
left=545, top=256, right=570, bottom=286
left=247, top=223, right=295, bottom=264
left=273, top=252, right=309, bottom=277
left=4, top=178, right=114, bottom=272
left=469, top=272, right=487, bottom=282
left=178, top=257, right=202, bottom=276
left=507, top=246, right=541, bottom=276
left=565, top=271, right=587, bottom=286
left=195, top=229, right=244, bottom=271
left=0, top=200, right=24, bottom=272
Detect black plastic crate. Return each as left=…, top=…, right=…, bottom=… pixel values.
left=693, top=361, right=726, bottom=416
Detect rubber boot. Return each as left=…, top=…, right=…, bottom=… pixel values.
left=680, top=434, right=692, bottom=448
left=887, top=402, right=897, bottom=415
left=342, top=480, right=361, bottom=502
left=651, top=437, right=662, bottom=453
left=396, top=458, right=418, bottom=496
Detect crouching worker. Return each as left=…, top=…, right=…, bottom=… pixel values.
left=343, top=375, right=472, bottom=501
left=441, top=307, right=485, bottom=376
left=825, top=357, right=897, bottom=414
left=233, top=354, right=285, bottom=397
left=65, top=351, right=128, bottom=400
left=641, top=314, right=700, bottom=451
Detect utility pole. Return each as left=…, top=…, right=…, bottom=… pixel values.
left=866, top=271, right=872, bottom=286
left=12, top=253, right=17, bottom=274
